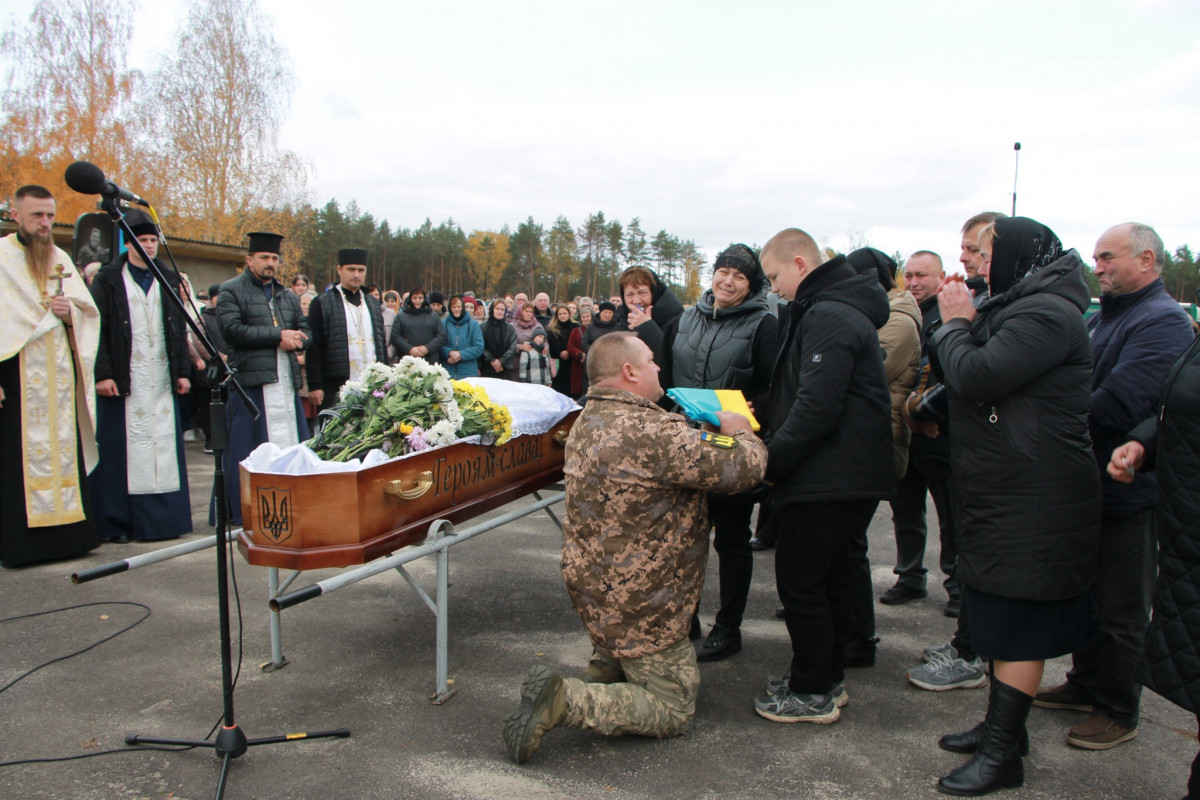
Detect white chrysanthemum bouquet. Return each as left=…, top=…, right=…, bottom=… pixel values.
left=306, top=357, right=512, bottom=462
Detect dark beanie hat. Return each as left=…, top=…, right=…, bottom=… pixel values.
left=338, top=247, right=368, bottom=266
left=125, top=208, right=158, bottom=238
left=846, top=247, right=897, bottom=291
left=428, top=290, right=445, bottom=305
left=597, top=300, right=617, bottom=313
left=208, top=284, right=221, bottom=298
left=714, top=244, right=765, bottom=294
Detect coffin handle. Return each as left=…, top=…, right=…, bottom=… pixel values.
left=553, top=429, right=569, bottom=447
left=386, top=471, right=434, bottom=500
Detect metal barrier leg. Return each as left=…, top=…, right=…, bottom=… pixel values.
left=432, top=542, right=455, bottom=704
left=262, top=567, right=290, bottom=672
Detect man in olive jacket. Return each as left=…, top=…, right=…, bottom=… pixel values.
left=503, top=332, right=767, bottom=763
left=214, top=231, right=310, bottom=526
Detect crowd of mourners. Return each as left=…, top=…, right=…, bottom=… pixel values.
left=6, top=181, right=1200, bottom=798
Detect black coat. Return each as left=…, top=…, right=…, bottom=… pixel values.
left=216, top=269, right=309, bottom=389
left=306, top=288, right=387, bottom=394
left=1134, top=334, right=1200, bottom=714
left=764, top=256, right=894, bottom=506
left=390, top=299, right=446, bottom=364
left=91, top=255, right=189, bottom=395
left=930, top=251, right=1100, bottom=601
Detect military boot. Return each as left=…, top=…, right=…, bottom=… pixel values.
left=503, top=665, right=568, bottom=763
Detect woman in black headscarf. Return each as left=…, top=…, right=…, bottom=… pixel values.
left=928, top=217, right=1100, bottom=796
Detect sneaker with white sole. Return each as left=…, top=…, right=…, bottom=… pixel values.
left=763, top=674, right=848, bottom=708
left=754, top=687, right=840, bottom=723
left=921, top=641, right=957, bottom=664
left=907, top=652, right=987, bottom=691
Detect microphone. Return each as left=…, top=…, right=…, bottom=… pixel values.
left=64, top=160, right=150, bottom=207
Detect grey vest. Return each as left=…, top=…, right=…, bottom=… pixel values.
left=671, top=288, right=770, bottom=390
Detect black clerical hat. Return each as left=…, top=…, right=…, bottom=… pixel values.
left=338, top=248, right=368, bottom=266
left=247, top=231, right=283, bottom=254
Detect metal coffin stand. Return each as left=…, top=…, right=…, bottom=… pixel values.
left=239, top=411, right=578, bottom=703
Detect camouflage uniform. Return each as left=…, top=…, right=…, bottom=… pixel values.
left=559, top=385, right=767, bottom=736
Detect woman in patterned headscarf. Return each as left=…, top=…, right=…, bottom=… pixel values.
left=927, top=217, right=1100, bottom=796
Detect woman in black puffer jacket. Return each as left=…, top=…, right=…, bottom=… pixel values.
left=1111, top=333, right=1200, bottom=800
left=930, top=217, right=1101, bottom=796
left=390, top=287, right=446, bottom=365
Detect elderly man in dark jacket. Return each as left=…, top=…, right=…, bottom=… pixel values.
left=215, top=231, right=310, bottom=526
left=930, top=217, right=1101, bottom=796
left=754, top=228, right=894, bottom=725
left=1033, top=223, right=1194, bottom=751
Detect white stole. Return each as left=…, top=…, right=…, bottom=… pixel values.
left=0, top=236, right=101, bottom=527
left=342, top=292, right=375, bottom=384
left=261, top=294, right=299, bottom=447
left=122, top=268, right=180, bottom=494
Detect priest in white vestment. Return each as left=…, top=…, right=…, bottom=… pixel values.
left=90, top=208, right=193, bottom=542
left=0, top=185, right=101, bottom=567
left=304, top=247, right=387, bottom=412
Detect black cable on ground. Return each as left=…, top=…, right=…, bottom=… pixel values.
left=0, top=600, right=226, bottom=767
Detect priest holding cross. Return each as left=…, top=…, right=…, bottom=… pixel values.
left=0, top=184, right=102, bottom=568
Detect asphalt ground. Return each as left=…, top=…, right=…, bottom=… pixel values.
left=2, top=439, right=1196, bottom=800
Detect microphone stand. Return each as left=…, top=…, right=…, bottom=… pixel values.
left=94, top=197, right=349, bottom=799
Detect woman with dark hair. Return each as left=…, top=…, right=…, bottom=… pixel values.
left=390, top=287, right=446, bottom=365
left=671, top=244, right=778, bottom=661
left=547, top=305, right=578, bottom=396
left=930, top=217, right=1100, bottom=796
left=566, top=307, right=592, bottom=399
left=481, top=299, right=518, bottom=380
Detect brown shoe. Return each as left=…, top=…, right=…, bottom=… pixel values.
left=1033, top=683, right=1094, bottom=712
left=1067, top=714, right=1138, bottom=750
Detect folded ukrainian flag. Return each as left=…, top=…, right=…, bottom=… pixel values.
left=666, top=388, right=760, bottom=432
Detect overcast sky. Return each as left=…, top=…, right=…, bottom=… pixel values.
left=6, top=0, right=1199, bottom=271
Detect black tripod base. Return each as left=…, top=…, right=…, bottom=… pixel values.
left=126, top=726, right=350, bottom=754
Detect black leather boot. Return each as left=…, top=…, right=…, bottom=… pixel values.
left=939, top=721, right=1030, bottom=756
left=937, top=679, right=1031, bottom=796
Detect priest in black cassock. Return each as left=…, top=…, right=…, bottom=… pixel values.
left=304, top=247, right=387, bottom=412
left=90, top=208, right=193, bottom=542
left=212, top=232, right=310, bottom=526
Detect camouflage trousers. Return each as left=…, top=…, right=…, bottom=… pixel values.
left=562, top=636, right=700, bottom=738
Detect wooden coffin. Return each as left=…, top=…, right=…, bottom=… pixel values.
left=237, top=410, right=579, bottom=570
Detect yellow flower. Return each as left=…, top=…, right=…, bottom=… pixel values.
left=400, top=423, right=414, bottom=435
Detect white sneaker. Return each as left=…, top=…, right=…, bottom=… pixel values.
left=182, top=430, right=197, bottom=442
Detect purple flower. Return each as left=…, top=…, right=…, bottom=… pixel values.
left=381, top=439, right=393, bottom=453
left=405, top=427, right=429, bottom=452
left=373, top=389, right=386, bottom=398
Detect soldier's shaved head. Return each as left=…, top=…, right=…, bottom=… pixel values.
left=588, top=332, right=642, bottom=384
left=589, top=332, right=664, bottom=402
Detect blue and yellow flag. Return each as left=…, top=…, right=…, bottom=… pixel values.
left=666, top=388, right=760, bottom=432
